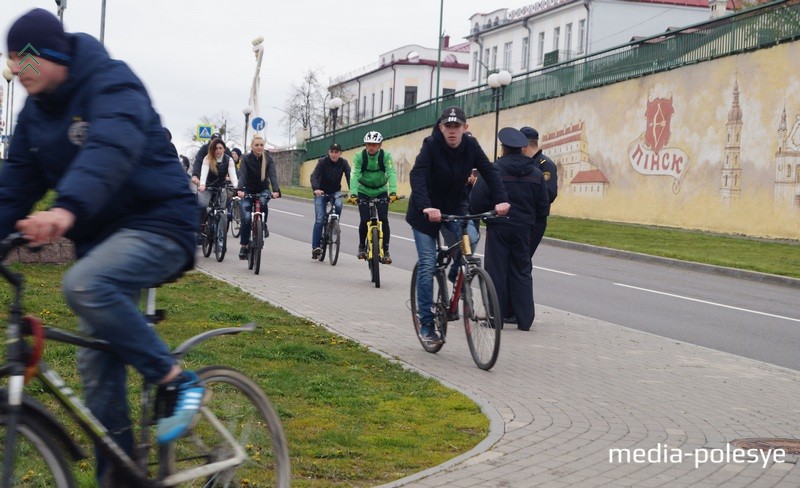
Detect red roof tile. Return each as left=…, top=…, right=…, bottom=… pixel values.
left=571, top=169, right=609, bottom=184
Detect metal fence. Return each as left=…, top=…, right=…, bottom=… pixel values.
left=306, top=0, right=800, bottom=159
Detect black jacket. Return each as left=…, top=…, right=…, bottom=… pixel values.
left=531, top=150, right=558, bottom=204
left=310, top=156, right=351, bottom=194
left=238, top=151, right=280, bottom=195
left=406, top=128, right=508, bottom=237
left=470, top=152, right=550, bottom=228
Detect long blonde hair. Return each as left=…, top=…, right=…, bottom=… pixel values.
left=205, top=137, right=224, bottom=174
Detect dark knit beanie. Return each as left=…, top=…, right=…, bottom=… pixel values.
left=7, top=8, right=72, bottom=66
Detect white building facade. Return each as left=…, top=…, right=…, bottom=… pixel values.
left=466, top=0, right=724, bottom=85
left=328, top=37, right=471, bottom=126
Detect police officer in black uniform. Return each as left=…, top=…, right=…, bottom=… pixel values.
left=520, top=126, right=558, bottom=256
left=470, top=127, right=550, bottom=331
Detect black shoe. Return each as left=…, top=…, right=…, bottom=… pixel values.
left=312, top=247, right=322, bottom=259
left=238, top=246, right=248, bottom=260
left=264, top=223, right=269, bottom=238
left=503, top=316, right=517, bottom=324
left=357, top=245, right=366, bottom=260
left=382, top=252, right=392, bottom=265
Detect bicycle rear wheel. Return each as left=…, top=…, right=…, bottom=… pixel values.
left=162, top=366, right=291, bottom=488
left=214, top=213, right=227, bottom=262
left=252, top=220, right=264, bottom=275
left=230, top=200, right=242, bottom=238
left=328, top=219, right=341, bottom=266
left=0, top=407, right=75, bottom=487
left=463, top=267, right=502, bottom=370
left=201, top=214, right=214, bottom=258
left=410, top=263, right=448, bottom=353
left=370, top=226, right=380, bottom=288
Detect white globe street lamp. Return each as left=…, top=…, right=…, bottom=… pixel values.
left=326, top=97, right=343, bottom=144
left=488, top=70, right=512, bottom=161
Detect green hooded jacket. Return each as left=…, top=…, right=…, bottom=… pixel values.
left=351, top=148, right=398, bottom=197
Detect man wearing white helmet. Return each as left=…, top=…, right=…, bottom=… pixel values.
left=348, top=131, right=398, bottom=263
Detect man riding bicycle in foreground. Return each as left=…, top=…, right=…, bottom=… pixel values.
left=406, top=107, right=510, bottom=344
left=0, top=9, right=204, bottom=485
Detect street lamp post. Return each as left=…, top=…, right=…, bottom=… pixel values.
left=326, top=97, right=343, bottom=144
left=242, top=106, right=253, bottom=149
left=487, top=70, right=512, bottom=161
left=2, top=67, right=14, bottom=159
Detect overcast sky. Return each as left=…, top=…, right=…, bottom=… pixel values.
left=2, top=0, right=507, bottom=155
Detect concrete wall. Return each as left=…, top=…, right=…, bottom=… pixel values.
left=296, top=40, right=800, bottom=240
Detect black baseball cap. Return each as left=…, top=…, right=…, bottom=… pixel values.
left=329, top=143, right=342, bottom=151
left=439, top=106, right=467, bottom=125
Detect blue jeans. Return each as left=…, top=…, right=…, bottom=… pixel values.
left=413, top=221, right=467, bottom=325
left=63, top=229, right=189, bottom=481
left=240, top=191, right=270, bottom=246
left=312, top=193, right=342, bottom=250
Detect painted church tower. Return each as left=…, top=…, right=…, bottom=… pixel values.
left=720, top=80, right=742, bottom=203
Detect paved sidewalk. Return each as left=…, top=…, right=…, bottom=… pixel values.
left=197, top=234, right=800, bottom=487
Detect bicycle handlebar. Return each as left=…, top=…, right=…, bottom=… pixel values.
left=354, top=195, right=405, bottom=204
left=441, top=210, right=498, bottom=222
left=0, top=232, right=30, bottom=262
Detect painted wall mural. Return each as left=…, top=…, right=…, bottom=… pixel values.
left=300, top=41, right=800, bottom=239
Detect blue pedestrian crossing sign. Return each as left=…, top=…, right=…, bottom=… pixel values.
left=196, top=124, right=214, bottom=141
left=251, top=117, right=266, bottom=131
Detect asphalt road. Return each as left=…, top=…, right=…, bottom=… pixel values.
left=262, top=196, right=800, bottom=371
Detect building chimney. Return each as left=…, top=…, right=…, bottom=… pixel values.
left=442, top=35, right=450, bottom=49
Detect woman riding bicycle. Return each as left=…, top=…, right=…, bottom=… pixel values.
left=405, top=107, right=510, bottom=344
left=236, top=135, right=281, bottom=260
left=310, top=143, right=351, bottom=259
left=0, top=9, right=205, bottom=484
left=198, top=137, right=238, bottom=228
left=349, top=131, right=398, bottom=264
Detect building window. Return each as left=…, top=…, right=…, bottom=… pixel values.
left=521, top=37, right=529, bottom=70
left=491, top=46, right=498, bottom=71
left=379, top=90, right=384, bottom=113
left=404, top=86, right=417, bottom=108
left=483, top=48, right=490, bottom=73
left=362, top=96, right=366, bottom=119
left=578, top=19, right=586, bottom=53
left=443, top=88, right=455, bottom=100
left=503, top=42, right=512, bottom=71
left=553, top=27, right=560, bottom=51
left=472, top=51, right=479, bottom=81
left=389, top=88, right=394, bottom=111
left=565, top=23, right=573, bottom=56
left=538, top=32, right=545, bottom=64
left=371, top=93, right=375, bottom=119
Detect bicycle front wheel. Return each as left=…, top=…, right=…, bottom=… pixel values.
left=409, top=263, right=447, bottom=353
left=252, top=220, right=264, bottom=275
left=318, top=222, right=328, bottom=262
left=214, top=213, right=227, bottom=262
left=328, top=219, right=341, bottom=266
left=230, top=200, right=242, bottom=238
left=163, top=366, right=291, bottom=488
left=370, top=226, right=380, bottom=288
left=463, top=267, right=502, bottom=370
left=0, top=407, right=76, bottom=487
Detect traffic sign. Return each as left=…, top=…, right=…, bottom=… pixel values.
left=251, top=117, right=266, bottom=131
left=196, top=124, right=214, bottom=141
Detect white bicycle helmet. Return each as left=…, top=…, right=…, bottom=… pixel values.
left=363, top=131, right=384, bottom=143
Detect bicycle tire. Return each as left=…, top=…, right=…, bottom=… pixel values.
left=0, top=407, right=75, bottom=487
left=328, top=219, right=341, bottom=266
left=214, top=213, right=227, bottom=262
left=463, top=267, right=502, bottom=370
left=161, top=366, right=291, bottom=488
left=231, top=200, right=242, bottom=238
left=409, top=263, right=447, bottom=353
left=201, top=214, right=213, bottom=258
left=253, top=220, right=264, bottom=275
left=318, top=222, right=328, bottom=262
left=370, top=226, right=380, bottom=288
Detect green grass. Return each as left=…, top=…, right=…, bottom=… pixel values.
left=1, top=265, right=487, bottom=487
left=282, top=186, right=800, bottom=279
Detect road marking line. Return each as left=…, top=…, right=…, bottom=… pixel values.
left=615, top=283, right=800, bottom=323
left=272, top=209, right=304, bottom=217
left=534, top=266, right=576, bottom=276
left=339, top=223, right=415, bottom=242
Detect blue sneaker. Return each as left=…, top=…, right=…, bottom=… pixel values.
left=419, top=323, right=441, bottom=344
left=156, top=371, right=205, bottom=444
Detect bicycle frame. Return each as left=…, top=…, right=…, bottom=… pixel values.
left=0, top=233, right=255, bottom=487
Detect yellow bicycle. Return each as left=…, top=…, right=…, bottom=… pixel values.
left=353, top=195, right=404, bottom=288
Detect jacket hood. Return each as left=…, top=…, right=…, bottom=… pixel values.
left=34, top=33, right=115, bottom=110
left=500, top=153, right=536, bottom=177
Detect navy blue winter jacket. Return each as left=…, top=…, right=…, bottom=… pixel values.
left=0, top=33, right=199, bottom=267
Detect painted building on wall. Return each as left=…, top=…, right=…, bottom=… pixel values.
left=775, top=107, right=800, bottom=209
left=720, top=80, right=742, bottom=203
